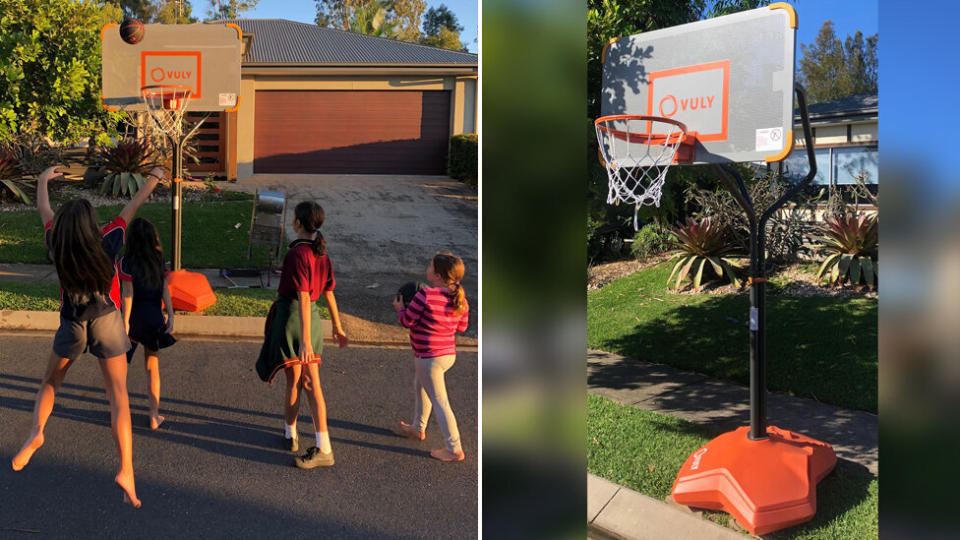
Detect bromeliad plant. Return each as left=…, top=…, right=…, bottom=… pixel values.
left=97, top=138, right=159, bottom=198
left=667, top=217, right=741, bottom=291
left=813, top=212, right=878, bottom=288
left=0, top=146, right=32, bottom=204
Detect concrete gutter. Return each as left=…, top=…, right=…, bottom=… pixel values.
left=588, top=474, right=742, bottom=540
left=0, top=309, right=478, bottom=349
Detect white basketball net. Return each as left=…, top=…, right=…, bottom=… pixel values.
left=141, top=85, right=193, bottom=140
left=595, top=115, right=688, bottom=229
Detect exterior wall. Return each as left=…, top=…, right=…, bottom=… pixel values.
left=813, top=125, right=848, bottom=145
left=850, top=122, right=877, bottom=142
left=234, top=74, right=478, bottom=178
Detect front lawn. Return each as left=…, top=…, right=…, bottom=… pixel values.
left=588, top=394, right=879, bottom=539
left=0, top=281, right=329, bottom=319
left=0, top=199, right=280, bottom=268
left=587, top=262, right=878, bottom=412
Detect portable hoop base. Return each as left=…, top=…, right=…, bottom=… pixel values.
left=671, top=426, right=836, bottom=535
left=167, top=269, right=217, bottom=312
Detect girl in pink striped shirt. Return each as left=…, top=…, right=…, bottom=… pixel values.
left=392, top=251, right=469, bottom=461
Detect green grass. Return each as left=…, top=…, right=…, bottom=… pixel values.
left=588, top=262, right=878, bottom=412
left=0, top=281, right=329, bottom=319
left=0, top=199, right=280, bottom=268
left=588, top=394, right=879, bottom=539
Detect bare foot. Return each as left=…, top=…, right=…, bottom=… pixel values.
left=430, top=448, right=465, bottom=462
left=11, top=431, right=44, bottom=471
left=115, top=472, right=141, bottom=508
left=393, top=421, right=425, bottom=441
left=150, top=415, right=165, bottom=430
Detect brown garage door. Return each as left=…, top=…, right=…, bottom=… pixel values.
left=254, top=90, right=451, bottom=174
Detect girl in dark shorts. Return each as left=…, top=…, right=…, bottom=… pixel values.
left=119, top=218, right=176, bottom=430
left=11, top=165, right=165, bottom=508
left=256, top=201, right=349, bottom=469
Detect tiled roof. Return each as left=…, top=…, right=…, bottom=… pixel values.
left=213, top=19, right=477, bottom=65
left=796, top=91, right=878, bottom=120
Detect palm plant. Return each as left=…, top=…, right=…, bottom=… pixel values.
left=667, top=217, right=741, bottom=291
left=813, top=212, right=878, bottom=288
left=97, top=138, right=159, bottom=198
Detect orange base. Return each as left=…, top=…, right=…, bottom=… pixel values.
left=671, top=426, right=836, bottom=535
left=167, top=269, right=217, bottom=312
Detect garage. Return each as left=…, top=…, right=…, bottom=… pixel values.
left=253, top=90, right=452, bottom=175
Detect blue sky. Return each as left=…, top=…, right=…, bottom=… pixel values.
left=237, top=0, right=478, bottom=53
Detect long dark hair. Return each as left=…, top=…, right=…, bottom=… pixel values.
left=124, top=218, right=165, bottom=289
left=433, top=251, right=467, bottom=315
left=50, top=200, right=116, bottom=306
left=294, top=201, right=326, bottom=256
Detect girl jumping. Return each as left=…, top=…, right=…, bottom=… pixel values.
left=392, top=251, right=470, bottom=462
left=11, top=165, right=165, bottom=507
left=119, top=217, right=176, bottom=430
left=255, top=201, right=348, bottom=469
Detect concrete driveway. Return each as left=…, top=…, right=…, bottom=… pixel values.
left=234, top=174, right=478, bottom=337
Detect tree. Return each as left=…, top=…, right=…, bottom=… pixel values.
left=798, top=21, right=878, bottom=104
left=155, top=0, right=197, bottom=23
left=420, top=4, right=464, bottom=51
left=346, top=1, right=397, bottom=38
left=0, top=0, right=125, bottom=143
left=206, top=0, right=258, bottom=20
left=115, top=0, right=156, bottom=21
left=315, top=0, right=425, bottom=42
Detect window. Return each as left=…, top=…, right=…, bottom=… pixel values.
left=781, top=144, right=878, bottom=186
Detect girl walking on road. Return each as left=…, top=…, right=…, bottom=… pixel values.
left=255, top=201, right=348, bottom=469
left=393, top=251, right=470, bottom=462
left=11, top=165, right=165, bottom=508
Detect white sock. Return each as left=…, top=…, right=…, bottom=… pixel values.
left=285, top=423, right=296, bottom=439
left=317, top=431, right=331, bottom=453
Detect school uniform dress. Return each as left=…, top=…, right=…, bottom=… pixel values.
left=255, top=239, right=336, bottom=384
left=117, top=256, right=176, bottom=361
left=45, top=216, right=131, bottom=360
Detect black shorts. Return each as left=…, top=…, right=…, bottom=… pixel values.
left=53, top=310, right=131, bottom=361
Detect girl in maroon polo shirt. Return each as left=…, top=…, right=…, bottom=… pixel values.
left=256, top=201, right=348, bottom=469
left=392, top=251, right=470, bottom=462
left=12, top=165, right=164, bottom=508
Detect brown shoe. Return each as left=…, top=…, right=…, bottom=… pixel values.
left=294, top=446, right=334, bottom=469
left=394, top=421, right=425, bottom=441
left=283, top=434, right=299, bottom=453
left=430, top=448, right=465, bottom=462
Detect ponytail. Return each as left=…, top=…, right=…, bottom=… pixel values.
left=294, top=201, right=326, bottom=256
left=432, top=251, right=468, bottom=315
left=312, top=229, right=326, bottom=257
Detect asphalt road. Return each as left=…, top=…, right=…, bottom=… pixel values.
left=0, top=333, right=477, bottom=538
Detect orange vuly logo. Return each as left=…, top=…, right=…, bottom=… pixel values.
left=690, top=447, right=708, bottom=470
left=141, top=51, right=202, bottom=98
left=647, top=60, right=729, bottom=142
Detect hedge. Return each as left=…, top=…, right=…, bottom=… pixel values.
left=448, top=133, right=478, bottom=186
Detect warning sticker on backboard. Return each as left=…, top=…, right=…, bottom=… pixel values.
left=756, top=127, right=784, bottom=152
left=219, top=93, right=237, bottom=107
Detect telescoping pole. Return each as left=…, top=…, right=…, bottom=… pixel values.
left=171, top=136, right=183, bottom=272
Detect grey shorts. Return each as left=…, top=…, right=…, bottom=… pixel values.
left=53, top=310, right=131, bottom=361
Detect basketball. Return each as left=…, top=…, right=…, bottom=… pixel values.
left=396, top=281, right=426, bottom=307
left=120, top=18, right=145, bottom=44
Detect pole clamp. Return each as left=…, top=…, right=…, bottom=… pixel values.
left=748, top=276, right=768, bottom=285
left=173, top=177, right=183, bottom=183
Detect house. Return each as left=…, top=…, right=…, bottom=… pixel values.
left=781, top=91, right=878, bottom=189
left=188, top=19, right=477, bottom=179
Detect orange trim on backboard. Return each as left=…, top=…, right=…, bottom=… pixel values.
left=768, top=3, right=798, bottom=29
left=101, top=23, right=118, bottom=41
left=764, top=130, right=794, bottom=163
left=141, top=51, right=202, bottom=99
left=225, top=23, right=243, bottom=40
left=601, top=37, right=619, bottom=64
left=101, top=95, right=119, bottom=112
left=224, top=94, right=242, bottom=113
left=646, top=60, right=729, bottom=143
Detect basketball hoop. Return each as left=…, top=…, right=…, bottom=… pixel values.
left=595, top=114, right=694, bottom=229
left=141, top=84, right=192, bottom=138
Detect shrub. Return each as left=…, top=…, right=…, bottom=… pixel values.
left=0, top=148, right=31, bottom=204
left=96, top=138, right=159, bottom=198
left=631, top=222, right=674, bottom=260
left=0, top=133, right=67, bottom=204
left=448, top=133, right=477, bottom=186
left=667, top=217, right=741, bottom=291
left=813, top=212, right=878, bottom=288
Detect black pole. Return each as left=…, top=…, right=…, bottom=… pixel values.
left=713, top=85, right=817, bottom=441
left=171, top=136, right=183, bottom=272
